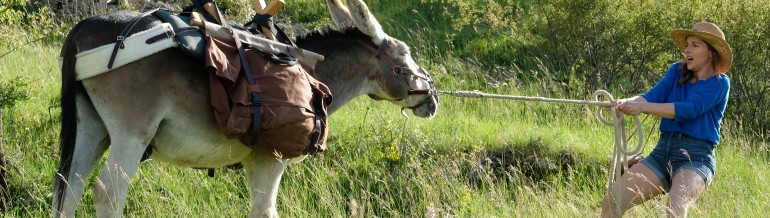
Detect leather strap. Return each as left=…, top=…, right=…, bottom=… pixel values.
left=144, top=27, right=200, bottom=44
left=301, top=67, right=325, bottom=156
left=232, top=32, right=262, bottom=146
left=108, top=8, right=161, bottom=69
left=356, top=38, right=435, bottom=98
left=407, top=90, right=431, bottom=95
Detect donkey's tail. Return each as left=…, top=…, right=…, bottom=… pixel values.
left=54, top=20, right=84, bottom=214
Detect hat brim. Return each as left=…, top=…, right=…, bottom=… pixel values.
left=671, top=30, right=733, bottom=73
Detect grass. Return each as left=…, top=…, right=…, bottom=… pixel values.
left=2, top=43, right=769, bottom=217
left=1, top=0, right=769, bottom=216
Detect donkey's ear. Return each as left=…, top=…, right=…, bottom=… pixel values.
left=345, top=0, right=387, bottom=44
left=326, top=0, right=354, bottom=30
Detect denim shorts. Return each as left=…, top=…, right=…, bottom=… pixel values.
left=638, top=132, right=717, bottom=192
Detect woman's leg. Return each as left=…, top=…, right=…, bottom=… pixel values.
left=667, top=169, right=707, bottom=218
left=601, top=163, right=666, bottom=218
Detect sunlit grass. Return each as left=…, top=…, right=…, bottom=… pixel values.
left=1, top=1, right=769, bottom=215
left=2, top=42, right=769, bottom=217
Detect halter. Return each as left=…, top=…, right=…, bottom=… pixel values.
left=356, top=38, right=436, bottom=99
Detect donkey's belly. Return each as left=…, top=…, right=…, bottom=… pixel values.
left=146, top=109, right=252, bottom=168
left=80, top=48, right=255, bottom=168
left=150, top=123, right=253, bottom=168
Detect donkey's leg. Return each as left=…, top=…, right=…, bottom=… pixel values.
left=92, top=121, right=158, bottom=217
left=54, top=95, right=109, bottom=218
left=243, top=153, right=289, bottom=218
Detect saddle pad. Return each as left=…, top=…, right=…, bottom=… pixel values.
left=73, top=23, right=178, bottom=81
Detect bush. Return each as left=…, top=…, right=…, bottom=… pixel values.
left=4, top=0, right=767, bottom=139
left=0, top=77, right=29, bottom=109
left=0, top=0, right=67, bottom=46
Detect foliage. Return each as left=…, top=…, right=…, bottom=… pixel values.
left=279, top=0, right=330, bottom=30
left=214, top=0, right=257, bottom=24
left=395, top=0, right=770, bottom=138
left=0, top=0, right=67, bottom=47
left=1, top=0, right=769, bottom=216
left=0, top=77, right=30, bottom=109
left=716, top=0, right=770, bottom=137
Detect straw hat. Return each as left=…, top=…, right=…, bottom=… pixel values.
left=671, top=22, right=733, bottom=73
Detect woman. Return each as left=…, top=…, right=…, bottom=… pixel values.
left=601, top=21, right=732, bottom=217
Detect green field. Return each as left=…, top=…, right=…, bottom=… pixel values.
left=1, top=0, right=769, bottom=217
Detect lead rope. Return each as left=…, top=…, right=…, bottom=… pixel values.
left=439, top=90, right=643, bottom=217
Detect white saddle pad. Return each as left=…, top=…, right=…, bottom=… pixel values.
left=60, top=23, right=178, bottom=81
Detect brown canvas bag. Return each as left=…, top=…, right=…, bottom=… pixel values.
left=204, top=36, right=332, bottom=158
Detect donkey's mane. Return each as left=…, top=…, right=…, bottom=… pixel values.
left=296, top=26, right=372, bottom=46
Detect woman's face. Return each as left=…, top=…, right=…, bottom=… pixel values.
left=684, top=36, right=714, bottom=73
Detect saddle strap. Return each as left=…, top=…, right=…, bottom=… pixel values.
left=306, top=88, right=326, bottom=155
left=144, top=27, right=200, bottom=44
left=232, top=32, right=262, bottom=146
left=108, top=8, right=161, bottom=69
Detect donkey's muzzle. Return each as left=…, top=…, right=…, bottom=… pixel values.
left=409, top=93, right=438, bottom=118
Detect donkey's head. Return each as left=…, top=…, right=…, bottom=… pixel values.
left=326, top=0, right=438, bottom=118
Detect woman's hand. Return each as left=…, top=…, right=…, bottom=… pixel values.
left=614, top=99, right=627, bottom=111
left=618, top=101, right=645, bottom=115
left=601, top=99, right=627, bottom=118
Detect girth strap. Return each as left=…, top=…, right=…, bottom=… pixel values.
left=108, top=8, right=161, bottom=69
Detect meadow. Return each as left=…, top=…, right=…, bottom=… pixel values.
left=1, top=0, right=769, bottom=217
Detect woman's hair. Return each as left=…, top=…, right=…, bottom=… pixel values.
left=679, top=41, right=722, bottom=85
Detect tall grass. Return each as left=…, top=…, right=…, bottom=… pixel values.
left=2, top=43, right=768, bottom=216
left=1, top=0, right=769, bottom=216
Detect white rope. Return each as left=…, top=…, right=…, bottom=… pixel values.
left=439, top=89, right=644, bottom=217
left=438, top=90, right=615, bottom=107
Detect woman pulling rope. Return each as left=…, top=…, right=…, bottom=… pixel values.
left=441, top=20, right=732, bottom=218
left=601, top=21, right=732, bottom=218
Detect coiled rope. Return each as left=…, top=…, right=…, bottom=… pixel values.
left=438, top=89, right=644, bottom=216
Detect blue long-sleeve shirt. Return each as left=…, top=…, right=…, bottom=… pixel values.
left=641, top=62, right=730, bottom=144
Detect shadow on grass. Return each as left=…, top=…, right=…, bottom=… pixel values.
left=464, top=137, right=607, bottom=189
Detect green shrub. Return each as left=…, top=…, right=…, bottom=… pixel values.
left=6, top=0, right=767, bottom=139
left=0, top=1, right=67, bottom=46
left=421, top=0, right=770, bottom=138
left=0, top=77, right=30, bottom=109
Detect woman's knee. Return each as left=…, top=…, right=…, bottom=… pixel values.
left=669, top=169, right=707, bottom=204
left=608, top=163, right=666, bottom=207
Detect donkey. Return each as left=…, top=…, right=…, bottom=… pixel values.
left=53, top=0, right=438, bottom=217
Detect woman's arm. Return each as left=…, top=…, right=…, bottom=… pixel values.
left=618, top=95, right=648, bottom=104
left=615, top=95, right=675, bottom=119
